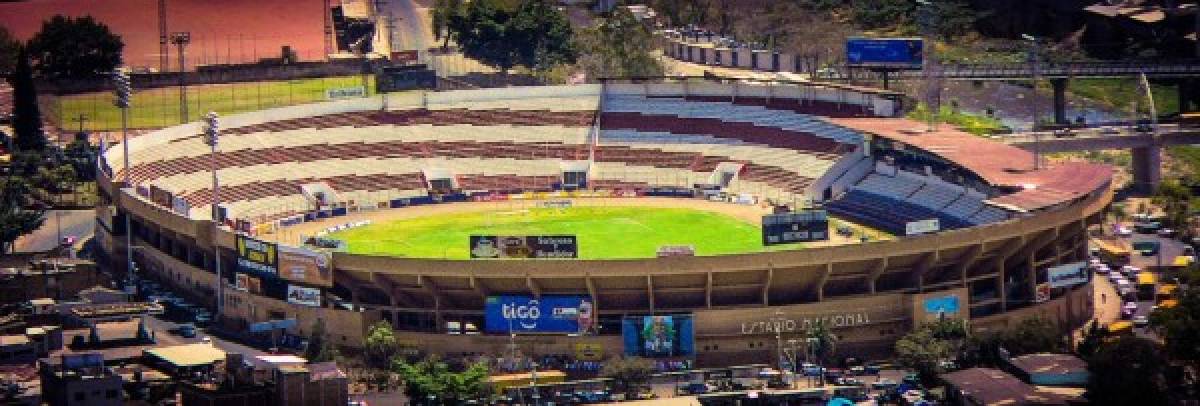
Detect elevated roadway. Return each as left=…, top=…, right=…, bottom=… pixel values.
left=1001, top=125, right=1200, bottom=191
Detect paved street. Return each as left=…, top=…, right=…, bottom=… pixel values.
left=12, top=209, right=95, bottom=253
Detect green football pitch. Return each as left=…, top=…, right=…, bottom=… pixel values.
left=328, top=206, right=807, bottom=259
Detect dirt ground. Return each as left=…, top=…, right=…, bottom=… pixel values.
left=260, top=197, right=882, bottom=250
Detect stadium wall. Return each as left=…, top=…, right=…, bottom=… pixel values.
left=40, top=60, right=381, bottom=95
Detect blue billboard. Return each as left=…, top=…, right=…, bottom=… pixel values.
left=622, top=315, right=695, bottom=358
left=484, top=295, right=596, bottom=334
left=846, top=38, right=923, bottom=68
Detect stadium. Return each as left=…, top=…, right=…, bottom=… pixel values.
left=96, top=79, right=1109, bottom=365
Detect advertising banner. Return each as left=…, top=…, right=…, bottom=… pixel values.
left=1047, top=261, right=1089, bottom=288
left=574, top=343, right=605, bottom=361
left=470, top=235, right=578, bottom=259
left=171, top=196, right=191, bottom=217
left=325, top=86, right=366, bottom=100
left=622, top=315, right=695, bottom=358
left=484, top=295, right=595, bottom=334
left=277, top=245, right=333, bottom=287
left=235, top=273, right=263, bottom=294
left=762, top=210, right=829, bottom=245
left=846, top=38, right=923, bottom=69
left=236, top=236, right=278, bottom=275
left=657, top=245, right=695, bottom=258
left=287, top=284, right=322, bottom=307
left=1035, top=283, right=1051, bottom=303
left=905, top=219, right=941, bottom=236
left=922, top=295, right=960, bottom=319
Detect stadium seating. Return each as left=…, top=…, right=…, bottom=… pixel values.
left=827, top=168, right=1012, bottom=234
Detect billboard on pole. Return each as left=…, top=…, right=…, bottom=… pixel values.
left=277, top=245, right=333, bottom=287
left=846, top=38, right=923, bottom=69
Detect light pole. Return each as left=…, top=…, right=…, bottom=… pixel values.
left=1022, top=33, right=1042, bottom=169
left=916, top=0, right=938, bottom=133
left=111, top=70, right=136, bottom=284
left=203, top=112, right=223, bottom=318
left=170, top=32, right=191, bottom=123
left=772, top=309, right=786, bottom=375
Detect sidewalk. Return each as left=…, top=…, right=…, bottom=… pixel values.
left=1073, top=277, right=1120, bottom=344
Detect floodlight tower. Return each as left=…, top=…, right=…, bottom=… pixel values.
left=203, top=112, right=224, bottom=318
left=111, top=70, right=135, bottom=282
left=170, top=32, right=192, bottom=123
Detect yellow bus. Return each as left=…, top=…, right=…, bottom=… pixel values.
left=1107, top=321, right=1134, bottom=336
left=1092, top=238, right=1131, bottom=266
left=1156, top=284, right=1178, bottom=304
left=1137, top=272, right=1158, bottom=298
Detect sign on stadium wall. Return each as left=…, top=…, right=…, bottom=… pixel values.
left=762, top=210, right=829, bottom=246
left=236, top=236, right=278, bottom=275
left=484, top=295, right=595, bottom=334
left=287, top=284, right=322, bottom=307
left=1035, top=283, right=1052, bottom=303
left=1047, top=262, right=1089, bottom=288
left=235, top=273, right=263, bottom=294
left=905, top=219, right=940, bottom=236
left=469, top=235, right=578, bottom=259
left=277, top=245, right=334, bottom=288
left=325, top=86, right=366, bottom=100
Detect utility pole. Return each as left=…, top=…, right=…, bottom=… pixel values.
left=170, top=32, right=191, bottom=123
left=159, top=0, right=168, bottom=72
left=917, top=0, right=938, bottom=133
left=1023, top=34, right=1041, bottom=169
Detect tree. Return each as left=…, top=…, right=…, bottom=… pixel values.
left=26, top=15, right=124, bottom=78
left=1086, top=336, right=1167, bottom=406
left=0, top=26, right=18, bottom=73
left=305, top=319, right=340, bottom=363
left=450, top=0, right=575, bottom=72
left=601, top=357, right=655, bottom=399
left=851, top=0, right=915, bottom=30
left=364, top=320, right=399, bottom=368
left=8, top=48, right=46, bottom=153
left=804, top=320, right=840, bottom=366
left=576, top=7, right=664, bottom=79
left=509, top=0, right=576, bottom=71
left=432, top=0, right=465, bottom=51
left=1151, top=285, right=1200, bottom=368
left=894, top=323, right=955, bottom=384
left=1000, top=317, right=1065, bottom=356
left=0, top=176, right=45, bottom=253
left=392, top=355, right=489, bottom=405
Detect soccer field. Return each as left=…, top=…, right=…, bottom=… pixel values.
left=49, top=75, right=375, bottom=131
left=327, top=206, right=805, bottom=259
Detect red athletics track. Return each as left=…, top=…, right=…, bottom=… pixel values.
left=0, top=0, right=330, bottom=71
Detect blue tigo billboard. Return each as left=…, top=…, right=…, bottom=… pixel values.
left=846, top=38, right=923, bottom=68
left=484, top=295, right=596, bottom=334
left=623, top=315, right=695, bottom=358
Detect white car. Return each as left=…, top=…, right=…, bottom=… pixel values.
left=1133, top=315, right=1150, bottom=327
left=1115, top=226, right=1133, bottom=237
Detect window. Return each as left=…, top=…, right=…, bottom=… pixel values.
left=106, top=389, right=119, bottom=399
left=75, top=392, right=86, bottom=401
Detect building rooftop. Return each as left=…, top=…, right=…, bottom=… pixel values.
left=144, top=343, right=227, bottom=368
left=0, top=334, right=31, bottom=347
left=942, top=368, right=1072, bottom=406
left=1009, top=353, right=1089, bottom=376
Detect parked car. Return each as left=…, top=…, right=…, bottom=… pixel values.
left=1157, top=228, right=1176, bottom=238
left=174, top=323, right=197, bottom=338
left=1133, top=315, right=1150, bottom=327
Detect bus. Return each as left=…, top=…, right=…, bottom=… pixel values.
left=1107, top=321, right=1134, bottom=336
left=1092, top=238, right=1131, bottom=266
left=1137, top=272, right=1158, bottom=298
left=1156, top=283, right=1178, bottom=304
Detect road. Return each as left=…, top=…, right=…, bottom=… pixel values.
left=377, top=0, right=495, bottom=76
left=1107, top=229, right=1187, bottom=339
left=12, top=209, right=95, bottom=253
left=142, top=314, right=268, bottom=358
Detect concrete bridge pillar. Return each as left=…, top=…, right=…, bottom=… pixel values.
left=1179, top=79, right=1198, bottom=113
left=1131, top=143, right=1163, bottom=193
left=1051, top=78, right=1069, bottom=125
